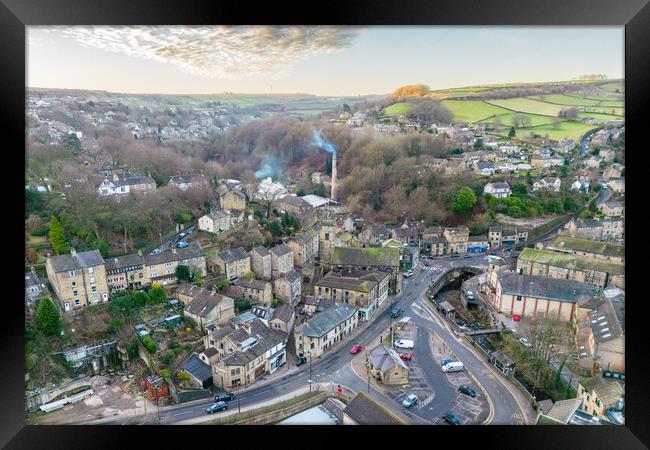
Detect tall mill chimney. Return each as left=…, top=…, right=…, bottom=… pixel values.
left=331, top=153, right=337, bottom=201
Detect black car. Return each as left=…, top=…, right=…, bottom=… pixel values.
left=443, top=412, right=461, bottom=425
left=390, top=307, right=403, bottom=319
left=458, top=385, right=477, bottom=398
left=296, top=355, right=308, bottom=366
left=215, top=392, right=236, bottom=402
left=206, top=401, right=227, bottom=414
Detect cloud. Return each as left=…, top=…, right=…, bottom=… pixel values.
left=37, top=26, right=363, bottom=79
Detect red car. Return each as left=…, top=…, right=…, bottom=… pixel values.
left=398, top=352, right=413, bottom=361
left=513, top=315, right=521, bottom=322
left=350, top=344, right=362, bottom=354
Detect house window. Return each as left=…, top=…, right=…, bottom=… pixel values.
left=516, top=296, right=522, bottom=301
left=73, top=290, right=79, bottom=297
left=92, top=286, right=97, bottom=293
left=69, top=270, right=76, bottom=277
left=71, top=280, right=77, bottom=288
left=90, top=276, right=96, bottom=284
left=88, top=267, right=94, bottom=274
left=310, top=342, right=315, bottom=349
left=74, top=299, right=80, bottom=306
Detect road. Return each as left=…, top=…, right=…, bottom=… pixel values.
left=150, top=222, right=198, bottom=255
left=579, top=128, right=597, bottom=158
left=94, top=254, right=533, bottom=425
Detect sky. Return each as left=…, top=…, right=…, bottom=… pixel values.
left=27, top=26, right=624, bottom=96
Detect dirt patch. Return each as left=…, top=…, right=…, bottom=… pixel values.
left=496, top=213, right=558, bottom=230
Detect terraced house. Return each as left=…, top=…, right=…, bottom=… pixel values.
left=287, top=228, right=319, bottom=267
left=314, top=270, right=390, bottom=321
left=105, top=251, right=147, bottom=293
left=231, top=278, right=273, bottom=307
left=46, top=248, right=109, bottom=313
left=214, top=248, right=250, bottom=280
left=270, top=244, right=294, bottom=278
left=273, top=270, right=302, bottom=306
left=206, top=318, right=287, bottom=390
left=144, top=247, right=207, bottom=286
left=294, top=303, right=359, bottom=361
left=249, top=246, right=272, bottom=280
left=517, top=247, right=625, bottom=289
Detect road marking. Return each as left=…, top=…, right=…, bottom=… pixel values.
left=172, top=410, right=194, bottom=416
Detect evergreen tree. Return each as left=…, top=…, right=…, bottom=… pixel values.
left=452, top=187, right=477, bottom=214
left=508, top=127, right=516, bottom=137
left=36, top=297, right=62, bottom=336
left=48, top=216, right=69, bottom=255
left=176, top=265, right=191, bottom=282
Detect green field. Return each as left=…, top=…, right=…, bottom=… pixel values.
left=486, top=98, right=567, bottom=116
left=576, top=112, right=624, bottom=122
left=529, top=94, right=605, bottom=107
left=384, top=102, right=414, bottom=116
left=582, top=106, right=625, bottom=116
left=479, top=112, right=558, bottom=127
left=441, top=100, right=511, bottom=123
left=494, top=121, right=598, bottom=142
left=599, top=82, right=624, bottom=93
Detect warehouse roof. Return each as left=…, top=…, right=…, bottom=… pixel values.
left=497, top=272, right=594, bottom=304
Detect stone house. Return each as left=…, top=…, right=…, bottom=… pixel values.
left=294, top=303, right=359, bottom=361
left=313, top=270, right=389, bottom=321
left=183, top=289, right=235, bottom=330
left=367, top=344, right=409, bottom=385
left=249, top=246, right=272, bottom=280
left=269, top=303, right=296, bottom=334
left=45, top=248, right=109, bottom=313
left=218, top=188, right=247, bottom=211
left=270, top=244, right=294, bottom=278
left=198, top=210, right=232, bottom=234
left=231, top=278, right=273, bottom=307
left=598, top=201, right=624, bottom=218
left=273, top=270, right=302, bottom=306
left=214, top=248, right=250, bottom=280
left=577, top=376, right=624, bottom=419
left=484, top=182, right=512, bottom=198
left=329, top=246, right=401, bottom=295
left=287, top=229, right=319, bottom=267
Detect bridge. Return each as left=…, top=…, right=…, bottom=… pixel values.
left=426, top=263, right=485, bottom=299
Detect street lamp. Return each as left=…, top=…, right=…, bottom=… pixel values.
left=308, top=350, right=312, bottom=392
left=365, top=349, right=370, bottom=393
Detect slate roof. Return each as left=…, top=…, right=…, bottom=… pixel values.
left=545, top=399, right=582, bottom=424
left=283, top=270, right=301, bottom=283
left=551, top=236, right=624, bottom=258
left=270, top=244, right=293, bottom=257
left=289, top=229, right=319, bottom=244
left=105, top=253, right=145, bottom=271
left=221, top=318, right=286, bottom=367
left=234, top=278, right=269, bottom=291
left=588, top=297, right=624, bottom=344
left=297, top=303, right=358, bottom=338
left=113, top=172, right=156, bottom=187
left=217, top=247, right=249, bottom=263
left=182, top=354, right=212, bottom=382
left=486, top=182, right=511, bottom=190
left=368, top=345, right=408, bottom=372
left=203, top=347, right=219, bottom=358
left=276, top=194, right=311, bottom=209
left=250, top=306, right=274, bottom=321
left=185, top=290, right=233, bottom=318
left=251, top=246, right=270, bottom=257
left=497, top=272, right=594, bottom=304
left=314, top=270, right=387, bottom=294
left=144, top=247, right=205, bottom=266
left=48, top=249, right=105, bottom=272
left=331, top=247, right=399, bottom=268
left=271, top=303, right=294, bottom=324
left=205, top=209, right=230, bottom=221
left=518, top=247, right=624, bottom=275
left=343, top=392, right=406, bottom=425
left=580, top=376, right=624, bottom=409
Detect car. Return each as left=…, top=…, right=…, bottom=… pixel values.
left=398, top=352, right=413, bottom=361
left=215, top=392, right=236, bottom=402
left=296, top=355, right=308, bottom=366
left=402, top=394, right=418, bottom=408
left=350, top=344, right=362, bottom=354
left=403, top=271, right=414, bottom=278
left=151, top=248, right=161, bottom=255
left=177, top=241, right=189, bottom=249
left=442, top=412, right=461, bottom=425
left=206, top=401, right=227, bottom=414
left=451, top=253, right=460, bottom=258
left=458, top=385, right=477, bottom=397
left=454, top=319, right=466, bottom=327
left=464, top=254, right=471, bottom=258
left=518, top=337, right=532, bottom=348
left=179, top=232, right=187, bottom=238
left=394, top=339, right=414, bottom=350
left=513, top=315, right=521, bottom=322
left=390, top=307, right=403, bottom=319
left=441, top=357, right=454, bottom=366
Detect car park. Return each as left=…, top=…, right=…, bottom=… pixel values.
left=402, top=394, right=418, bottom=408
left=215, top=392, right=236, bottom=402
left=394, top=339, right=414, bottom=350
left=350, top=344, right=362, bottom=354
left=443, top=412, right=461, bottom=425
left=206, top=401, right=227, bottom=414
left=458, top=385, right=477, bottom=398
left=398, top=352, right=413, bottom=361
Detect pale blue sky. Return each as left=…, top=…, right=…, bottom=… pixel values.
left=27, top=26, right=624, bottom=96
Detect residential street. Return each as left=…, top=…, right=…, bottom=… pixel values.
left=88, top=254, right=534, bottom=425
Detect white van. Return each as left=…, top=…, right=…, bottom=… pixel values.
left=394, top=339, right=414, bottom=350
left=442, top=361, right=464, bottom=373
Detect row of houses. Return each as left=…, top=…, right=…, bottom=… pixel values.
left=45, top=246, right=207, bottom=313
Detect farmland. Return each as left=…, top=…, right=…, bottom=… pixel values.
left=478, top=112, right=557, bottom=128
left=492, top=120, right=598, bottom=142
left=486, top=98, right=567, bottom=116
left=384, top=102, right=414, bottom=116
left=440, top=100, right=511, bottom=123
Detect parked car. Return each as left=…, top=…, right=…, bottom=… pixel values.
left=464, top=254, right=471, bottom=258
left=451, top=253, right=460, bottom=258
left=215, top=392, right=236, bottom=402
left=151, top=248, right=161, bottom=255
left=350, top=344, right=362, bottom=354
left=177, top=241, right=189, bottom=249
left=296, top=355, right=308, bottom=366
left=518, top=337, right=532, bottom=348
left=390, top=307, right=403, bottom=319
left=442, top=361, right=464, bottom=373
left=179, top=232, right=187, bottom=238
left=458, top=385, right=477, bottom=398
left=402, top=394, right=418, bottom=408
left=441, top=357, right=454, bottom=366
left=403, top=271, right=414, bottom=278
left=513, top=315, right=521, bottom=322
left=394, top=339, right=414, bottom=350
left=442, top=412, right=461, bottom=425
left=206, top=401, right=227, bottom=414
left=398, top=352, right=413, bottom=361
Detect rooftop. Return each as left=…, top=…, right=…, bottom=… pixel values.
left=343, top=392, right=406, bottom=425
left=216, top=247, right=249, bottom=263
left=368, top=344, right=408, bottom=372
left=497, top=272, right=594, bottom=304
left=297, top=303, right=358, bottom=338
left=314, top=270, right=388, bottom=294
left=48, top=249, right=105, bottom=273
left=579, top=376, right=624, bottom=409
left=331, top=246, right=400, bottom=268
left=270, top=243, right=293, bottom=257
left=518, top=247, right=625, bottom=275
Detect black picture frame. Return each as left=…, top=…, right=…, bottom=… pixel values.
left=2, top=0, right=648, bottom=448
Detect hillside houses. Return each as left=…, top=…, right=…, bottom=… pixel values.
left=484, top=182, right=512, bottom=198
left=532, top=177, right=561, bottom=193
left=97, top=171, right=156, bottom=197
left=168, top=174, right=208, bottom=191
left=198, top=210, right=232, bottom=234
left=214, top=248, right=250, bottom=280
